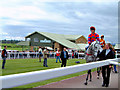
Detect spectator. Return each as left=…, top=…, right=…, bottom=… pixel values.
left=72, top=50, right=74, bottom=58
left=97, top=43, right=115, bottom=87
left=60, top=48, right=69, bottom=67
left=2, top=46, right=7, bottom=69
left=74, top=50, right=78, bottom=58
left=43, top=48, right=48, bottom=67
left=56, top=48, right=61, bottom=63
left=38, top=47, right=42, bottom=62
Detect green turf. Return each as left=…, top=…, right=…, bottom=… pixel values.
left=2, top=58, right=86, bottom=76
left=2, top=58, right=97, bottom=89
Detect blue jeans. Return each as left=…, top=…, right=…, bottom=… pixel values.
left=43, top=58, right=48, bottom=67
left=2, top=57, right=6, bottom=69
left=114, top=65, right=117, bottom=72
left=56, top=56, right=61, bottom=63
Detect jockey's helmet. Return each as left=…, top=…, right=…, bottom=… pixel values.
left=90, top=26, right=96, bottom=30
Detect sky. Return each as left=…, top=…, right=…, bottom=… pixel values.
left=0, top=0, right=119, bottom=43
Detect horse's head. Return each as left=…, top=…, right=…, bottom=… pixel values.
left=88, top=40, right=103, bottom=57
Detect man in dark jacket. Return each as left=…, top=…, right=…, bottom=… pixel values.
left=98, top=43, right=115, bottom=87
left=1, top=46, right=7, bottom=69
left=60, top=48, right=69, bottom=67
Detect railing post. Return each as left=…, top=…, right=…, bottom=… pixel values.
left=14, top=52, right=16, bottom=59
left=54, top=53, right=55, bottom=58
left=8, top=52, right=10, bottom=59
left=18, top=52, right=19, bottom=59
left=78, top=53, right=79, bottom=59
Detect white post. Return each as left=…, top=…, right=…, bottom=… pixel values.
left=36, top=52, right=37, bottom=58
left=14, top=52, right=16, bottom=59
left=54, top=53, right=55, bottom=58
left=18, top=52, right=19, bottom=59
left=8, top=53, right=10, bottom=59
left=23, top=52, right=24, bottom=59
left=78, top=53, right=79, bottom=59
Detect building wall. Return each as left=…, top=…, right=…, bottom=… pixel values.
left=75, top=36, right=87, bottom=44
left=54, top=42, right=63, bottom=51
left=25, top=32, right=54, bottom=47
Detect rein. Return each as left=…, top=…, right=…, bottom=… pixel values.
left=86, top=53, right=93, bottom=56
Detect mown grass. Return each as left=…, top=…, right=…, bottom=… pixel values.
left=2, top=58, right=86, bottom=76
left=2, top=58, right=97, bottom=89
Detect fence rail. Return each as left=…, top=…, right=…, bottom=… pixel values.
left=1, top=51, right=120, bottom=60
left=0, top=58, right=120, bottom=88
left=4, top=52, right=85, bottom=59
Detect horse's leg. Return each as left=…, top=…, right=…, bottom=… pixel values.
left=97, top=67, right=100, bottom=79
left=84, top=70, right=90, bottom=85
left=89, top=69, right=92, bottom=81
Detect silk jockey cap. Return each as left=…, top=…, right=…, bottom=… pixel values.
left=90, top=26, right=96, bottom=30
left=101, top=35, right=104, bottom=38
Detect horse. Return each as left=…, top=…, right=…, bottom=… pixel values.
left=84, top=40, right=103, bottom=85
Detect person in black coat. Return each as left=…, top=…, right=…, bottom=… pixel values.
left=60, top=48, right=69, bottom=67
left=97, top=43, right=115, bottom=87
left=1, top=46, right=7, bottom=69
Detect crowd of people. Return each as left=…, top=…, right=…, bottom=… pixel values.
left=1, top=26, right=118, bottom=88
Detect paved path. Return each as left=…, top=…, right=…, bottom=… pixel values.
left=36, top=71, right=118, bottom=88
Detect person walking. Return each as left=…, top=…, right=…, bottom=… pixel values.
left=97, top=43, right=115, bottom=87
left=38, top=47, right=42, bottom=62
left=60, top=48, right=69, bottom=67
left=43, top=48, right=48, bottom=67
left=97, top=35, right=106, bottom=79
left=2, top=46, right=7, bottom=69
left=56, top=48, right=61, bottom=63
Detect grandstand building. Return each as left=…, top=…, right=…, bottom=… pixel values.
left=18, top=31, right=87, bottom=51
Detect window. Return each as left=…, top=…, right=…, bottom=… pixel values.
left=34, top=38, right=39, bottom=42
left=26, top=38, right=31, bottom=41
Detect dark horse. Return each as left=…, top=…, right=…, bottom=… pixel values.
left=84, top=40, right=103, bottom=85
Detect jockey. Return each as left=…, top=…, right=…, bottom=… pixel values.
left=88, top=26, right=100, bottom=45
left=100, top=35, right=105, bottom=48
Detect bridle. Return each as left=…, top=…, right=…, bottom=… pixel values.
left=86, top=41, right=100, bottom=56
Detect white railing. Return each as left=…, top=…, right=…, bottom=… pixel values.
left=5, top=52, right=85, bottom=59
left=1, top=50, right=120, bottom=60
left=0, top=58, right=120, bottom=88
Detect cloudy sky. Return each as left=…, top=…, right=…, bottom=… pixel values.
left=0, top=0, right=119, bottom=43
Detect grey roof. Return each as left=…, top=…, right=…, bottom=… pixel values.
left=26, top=31, right=87, bottom=49
left=38, top=32, right=80, bottom=49
left=16, top=41, right=29, bottom=46
left=64, top=35, right=82, bottom=40
left=77, top=44, right=88, bottom=51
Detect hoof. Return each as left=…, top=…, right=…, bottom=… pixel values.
left=84, top=82, right=88, bottom=85
left=89, top=79, right=92, bottom=82
left=97, top=76, right=99, bottom=79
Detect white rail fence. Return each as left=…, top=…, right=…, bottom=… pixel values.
left=5, top=52, right=85, bottom=59
left=0, top=58, right=120, bottom=88
left=2, top=51, right=120, bottom=59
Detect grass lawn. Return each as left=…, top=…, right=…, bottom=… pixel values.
left=2, top=58, right=97, bottom=89
left=2, top=58, right=86, bottom=76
